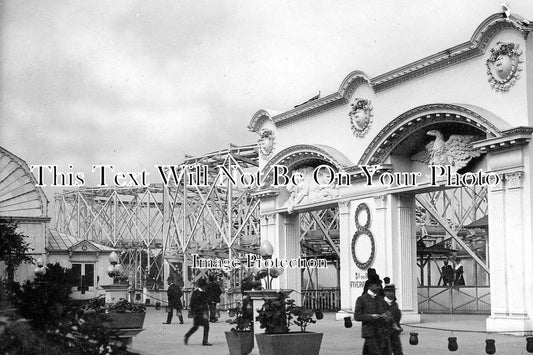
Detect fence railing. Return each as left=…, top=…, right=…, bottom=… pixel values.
left=302, top=288, right=340, bottom=311
left=145, top=287, right=341, bottom=311
left=418, top=286, right=490, bottom=314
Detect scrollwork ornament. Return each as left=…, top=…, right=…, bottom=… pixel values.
left=486, top=42, right=523, bottom=92
left=349, top=98, right=373, bottom=138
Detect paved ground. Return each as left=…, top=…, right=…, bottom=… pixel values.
left=132, top=308, right=532, bottom=355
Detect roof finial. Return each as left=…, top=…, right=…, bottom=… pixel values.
left=501, top=3, right=530, bottom=26
left=501, top=3, right=510, bottom=18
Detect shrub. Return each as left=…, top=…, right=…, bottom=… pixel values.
left=256, top=292, right=320, bottom=334
left=226, top=298, right=253, bottom=332
left=4, top=263, right=132, bottom=354
left=10, top=263, right=77, bottom=330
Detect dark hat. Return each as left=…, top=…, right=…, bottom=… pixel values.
left=197, top=278, right=207, bottom=287
left=383, top=284, right=396, bottom=292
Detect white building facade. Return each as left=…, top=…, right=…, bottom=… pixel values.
left=249, top=13, right=533, bottom=335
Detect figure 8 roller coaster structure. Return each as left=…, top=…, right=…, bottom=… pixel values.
left=54, top=144, right=261, bottom=293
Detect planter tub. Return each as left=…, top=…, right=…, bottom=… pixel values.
left=104, top=312, right=146, bottom=329
left=225, top=331, right=254, bottom=355
left=255, top=332, right=323, bottom=355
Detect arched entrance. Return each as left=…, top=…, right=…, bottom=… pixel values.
left=257, top=144, right=351, bottom=306
left=256, top=102, right=533, bottom=334
left=356, top=103, right=533, bottom=333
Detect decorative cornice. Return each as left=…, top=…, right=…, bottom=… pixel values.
left=248, top=13, right=533, bottom=130
left=502, top=126, right=533, bottom=136
left=248, top=72, right=371, bottom=133
left=358, top=104, right=504, bottom=165
left=273, top=93, right=346, bottom=128
left=262, top=144, right=354, bottom=177
left=248, top=109, right=275, bottom=133
left=371, top=15, right=529, bottom=92
left=472, top=126, right=533, bottom=153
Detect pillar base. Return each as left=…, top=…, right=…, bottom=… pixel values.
left=400, top=311, right=420, bottom=324
left=486, top=315, right=533, bottom=336
left=336, top=310, right=353, bottom=321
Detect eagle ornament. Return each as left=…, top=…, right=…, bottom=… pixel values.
left=410, top=130, right=482, bottom=173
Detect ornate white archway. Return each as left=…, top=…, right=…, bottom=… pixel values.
left=358, top=103, right=511, bottom=166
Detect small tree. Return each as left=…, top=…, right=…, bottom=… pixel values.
left=0, top=219, right=33, bottom=282
left=12, top=263, right=78, bottom=330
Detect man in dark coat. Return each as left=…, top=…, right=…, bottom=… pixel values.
left=162, top=281, right=184, bottom=324
left=383, top=284, right=403, bottom=355
left=206, top=275, right=223, bottom=322
left=354, top=279, right=387, bottom=355
left=184, top=278, right=212, bottom=346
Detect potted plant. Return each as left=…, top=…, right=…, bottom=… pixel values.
left=255, top=292, right=323, bottom=355
left=86, top=298, right=146, bottom=329
left=225, top=299, right=254, bottom=355
left=104, top=298, right=146, bottom=329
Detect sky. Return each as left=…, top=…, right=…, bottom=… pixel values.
left=2, top=0, right=533, bottom=199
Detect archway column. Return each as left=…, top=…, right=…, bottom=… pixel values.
left=338, top=201, right=352, bottom=312
left=259, top=211, right=302, bottom=304
left=279, top=214, right=301, bottom=304
left=485, top=145, right=533, bottom=335
left=390, top=194, right=421, bottom=323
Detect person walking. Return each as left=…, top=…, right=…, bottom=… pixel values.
left=354, top=279, right=387, bottom=355
left=207, top=275, right=222, bottom=322
left=162, top=281, right=184, bottom=324
left=184, top=278, right=212, bottom=346
left=383, top=284, right=403, bottom=355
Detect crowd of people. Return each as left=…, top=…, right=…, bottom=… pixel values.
left=161, top=262, right=465, bottom=352
left=354, top=268, right=403, bottom=355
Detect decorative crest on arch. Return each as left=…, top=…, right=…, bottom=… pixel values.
left=486, top=41, right=523, bottom=92
left=349, top=98, right=374, bottom=137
